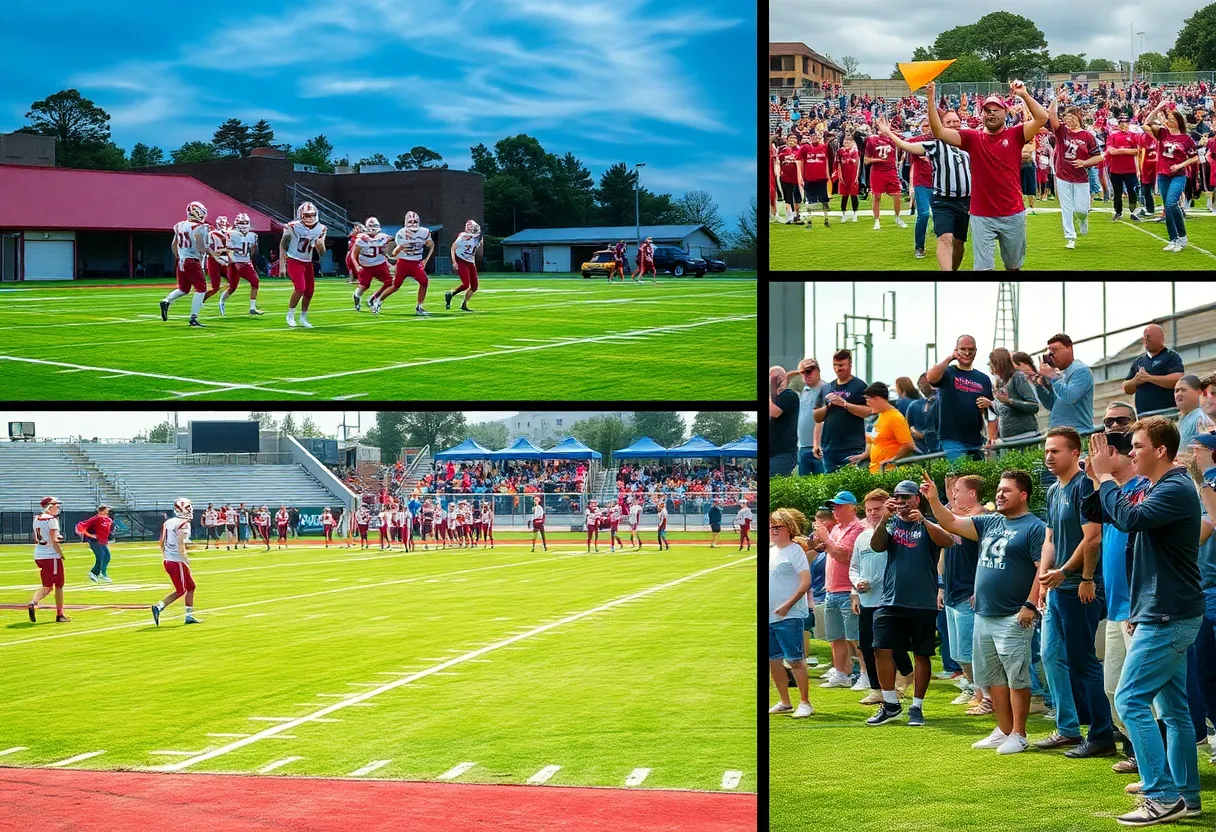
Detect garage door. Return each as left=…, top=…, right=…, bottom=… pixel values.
left=23, top=240, right=74, bottom=281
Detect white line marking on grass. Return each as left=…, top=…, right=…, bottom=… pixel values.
left=438, top=762, right=476, bottom=781
left=527, top=765, right=561, bottom=784
left=275, top=315, right=756, bottom=384
left=149, top=750, right=210, bottom=756
left=1119, top=219, right=1216, bottom=261
left=55, top=368, right=86, bottom=373
left=721, top=771, right=743, bottom=790
left=625, top=768, right=652, bottom=786
left=156, top=555, right=754, bottom=773
left=333, top=393, right=368, bottom=400
left=349, top=760, right=391, bottom=777
left=0, top=355, right=315, bottom=397
left=346, top=682, right=383, bottom=687
left=0, top=747, right=28, bottom=757
left=259, top=756, right=304, bottom=773
left=49, top=751, right=106, bottom=767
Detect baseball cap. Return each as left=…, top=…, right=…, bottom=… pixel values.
left=826, top=491, right=858, bottom=506
left=1191, top=433, right=1216, bottom=452
left=892, top=481, right=920, bottom=496
left=40, top=496, right=60, bottom=508
left=981, top=95, right=1007, bottom=110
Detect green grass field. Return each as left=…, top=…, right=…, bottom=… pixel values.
left=0, top=274, right=756, bottom=400
left=770, top=195, right=1216, bottom=271
left=771, top=637, right=1216, bottom=831
left=0, top=533, right=755, bottom=791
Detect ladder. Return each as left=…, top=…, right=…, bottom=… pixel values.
left=993, top=281, right=1019, bottom=351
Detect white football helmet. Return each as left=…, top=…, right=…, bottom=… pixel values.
left=351, top=222, right=366, bottom=236
left=187, top=201, right=207, bottom=222
left=404, top=211, right=420, bottom=230
left=173, top=498, right=194, bottom=519
left=297, top=202, right=319, bottom=226
left=365, top=217, right=381, bottom=234
left=215, top=216, right=231, bottom=232
left=234, top=213, right=251, bottom=232
left=465, top=219, right=481, bottom=235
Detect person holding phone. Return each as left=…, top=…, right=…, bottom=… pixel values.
left=1033, top=334, right=1094, bottom=432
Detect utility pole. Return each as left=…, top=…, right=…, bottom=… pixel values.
left=836, top=291, right=897, bottom=382
left=634, top=162, right=647, bottom=253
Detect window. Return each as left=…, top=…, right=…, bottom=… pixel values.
left=803, top=56, right=810, bottom=74
left=527, top=422, right=531, bottom=428
left=769, top=56, right=783, bottom=71
left=556, top=419, right=563, bottom=427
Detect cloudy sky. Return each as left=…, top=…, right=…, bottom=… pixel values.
left=770, top=1, right=1204, bottom=79
left=796, top=280, right=1216, bottom=386
left=0, top=0, right=755, bottom=218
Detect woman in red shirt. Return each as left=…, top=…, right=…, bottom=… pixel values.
left=83, top=505, right=115, bottom=583
left=1144, top=97, right=1201, bottom=251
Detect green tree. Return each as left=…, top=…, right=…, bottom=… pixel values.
left=212, top=118, right=252, bottom=156
left=632, top=412, right=686, bottom=448
left=729, top=197, right=757, bottom=253
left=401, top=412, right=468, bottom=458
left=934, top=13, right=1048, bottom=81
left=394, top=146, right=448, bottom=170
left=485, top=173, right=537, bottom=235
left=1169, top=56, right=1198, bottom=74
left=1086, top=58, right=1117, bottom=72
left=691, top=412, right=748, bottom=447
left=280, top=413, right=298, bottom=436
left=593, top=163, right=680, bottom=226
left=298, top=416, right=329, bottom=439
left=248, top=412, right=279, bottom=431
left=551, top=152, right=596, bottom=227
left=358, top=153, right=390, bottom=168
left=1170, top=4, right=1216, bottom=73
left=889, top=66, right=905, bottom=80
left=570, top=415, right=633, bottom=465
left=911, top=46, right=936, bottom=62
left=466, top=420, right=508, bottom=450
left=1048, top=53, right=1088, bottom=73
left=743, top=418, right=757, bottom=437
left=249, top=119, right=275, bottom=148
left=1134, top=52, right=1171, bottom=74
left=290, top=135, right=335, bottom=173
left=171, top=141, right=220, bottom=164
left=673, top=190, right=724, bottom=236
left=469, top=143, right=498, bottom=177
left=148, top=420, right=175, bottom=443
left=20, top=88, right=128, bottom=169
left=129, top=143, right=164, bottom=167
left=363, top=412, right=406, bottom=462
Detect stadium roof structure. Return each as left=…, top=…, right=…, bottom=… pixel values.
left=0, top=164, right=277, bottom=233
left=612, top=436, right=670, bottom=459
left=665, top=435, right=725, bottom=459
left=543, top=437, right=602, bottom=461
left=719, top=435, right=757, bottom=458
left=490, top=436, right=546, bottom=460
left=501, top=225, right=721, bottom=246
left=434, top=438, right=494, bottom=461
left=768, top=42, right=847, bottom=75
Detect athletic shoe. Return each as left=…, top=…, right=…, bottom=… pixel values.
left=1184, top=803, right=1202, bottom=819
left=820, top=669, right=852, bottom=689
left=184, top=616, right=201, bottom=624
left=769, top=702, right=794, bottom=715
left=300, top=319, right=313, bottom=329
left=866, top=703, right=903, bottom=726
left=151, top=604, right=160, bottom=626
left=1113, top=757, right=1139, bottom=774
left=1163, top=242, right=1181, bottom=252
left=915, top=249, right=925, bottom=258
left=1065, top=739, right=1118, bottom=759
left=1042, top=708, right=1057, bottom=721
left=88, top=572, right=100, bottom=583
left=859, top=691, right=883, bottom=705
left=353, top=294, right=362, bottom=311
left=1177, top=236, right=1188, bottom=250
left=189, top=317, right=204, bottom=328
left=873, top=220, right=881, bottom=230
left=850, top=674, right=871, bottom=691
left=818, top=667, right=834, bottom=679
left=1149, top=215, right=1166, bottom=223
left=951, top=688, right=976, bottom=705
left=792, top=703, right=814, bottom=719
left=1127, top=782, right=1143, bottom=795
left=1065, top=240, right=1076, bottom=249
left=249, top=308, right=264, bottom=315
left=1129, top=213, right=1142, bottom=222
left=1115, top=798, right=1186, bottom=827
left=286, top=316, right=297, bottom=328
left=444, top=291, right=453, bottom=310
left=55, top=614, right=70, bottom=623
left=997, top=734, right=1030, bottom=755
left=972, top=727, right=1010, bottom=750
left=159, top=300, right=169, bottom=321
left=1112, top=213, right=1122, bottom=222
left=907, top=706, right=925, bottom=727
left=934, top=670, right=963, bottom=680
left=769, top=215, right=781, bottom=223
left=27, top=603, right=35, bottom=623
left=894, top=217, right=908, bottom=229
left=1029, top=207, right=1036, bottom=215
left=460, top=303, right=474, bottom=312
left=416, top=306, right=430, bottom=317
left=370, top=300, right=380, bottom=316
left=101, top=575, right=113, bottom=583
left=791, top=218, right=804, bottom=225
left=840, top=211, right=848, bottom=221
left=1035, top=732, right=1083, bottom=750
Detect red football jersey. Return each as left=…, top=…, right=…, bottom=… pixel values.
left=797, top=141, right=830, bottom=181
left=1138, top=132, right=1157, bottom=182
left=1157, top=131, right=1198, bottom=175
left=956, top=126, right=1029, bottom=218
left=777, top=146, right=800, bottom=184
left=1052, top=124, right=1098, bottom=184
left=863, top=134, right=897, bottom=172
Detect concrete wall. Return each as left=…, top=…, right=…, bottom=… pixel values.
left=1, top=133, right=56, bottom=167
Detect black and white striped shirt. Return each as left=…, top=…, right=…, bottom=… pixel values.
left=922, top=140, right=972, bottom=199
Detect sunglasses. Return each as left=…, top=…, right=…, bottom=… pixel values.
left=1103, top=416, right=1133, bottom=428
left=769, top=525, right=784, bottom=532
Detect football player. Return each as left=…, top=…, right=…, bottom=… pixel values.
left=28, top=496, right=69, bottom=623
left=203, top=216, right=232, bottom=307
left=151, top=497, right=201, bottom=626
left=321, top=507, right=335, bottom=547
left=607, top=501, right=623, bottom=552
left=585, top=499, right=600, bottom=552
left=628, top=497, right=644, bottom=549
left=736, top=499, right=752, bottom=551
left=445, top=220, right=483, bottom=313
left=351, top=217, right=393, bottom=313
left=345, top=222, right=366, bottom=282
left=612, top=240, right=628, bottom=282
left=223, top=504, right=237, bottom=550
left=355, top=504, right=371, bottom=549
left=656, top=497, right=670, bottom=551
left=255, top=505, right=271, bottom=550
left=530, top=496, right=548, bottom=552
left=275, top=505, right=290, bottom=548
left=223, top=213, right=264, bottom=316
left=280, top=202, right=327, bottom=328
left=481, top=500, right=494, bottom=549
left=386, top=211, right=435, bottom=316
left=161, top=201, right=211, bottom=327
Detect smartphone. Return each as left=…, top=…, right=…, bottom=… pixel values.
left=1041, top=352, right=1055, bottom=368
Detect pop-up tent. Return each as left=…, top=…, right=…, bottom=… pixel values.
left=543, top=437, right=602, bottom=460
left=612, top=436, right=669, bottom=459
left=664, top=435, right=724, bottom=459
left=490, top=436, right=546, bottom=460
left=719, top=435, right=757, bottom=458
left=434, top=438, right=494, bottom=460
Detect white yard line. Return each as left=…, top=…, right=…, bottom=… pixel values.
left=0, top=355, right=314, bottom=397
left=437, top=762, right=477, bottom=781
left=527, top=765, right=561, bottom=784
left=1118, top=219, right=1216, bottom=261
left=0, top=747, right=28, bottom=757
left=150, top=555, right=753, bottom=773
left=348, top=759, right=392, bottom=777
left=49, top=751, right=106, bottom=767
left=721, top=771, right=743, bottom=790
left=258, top=756, right=304, bottom=774
left=625, top=768, right=652, bottom=786
left=149, top=750, right=210, bottom=756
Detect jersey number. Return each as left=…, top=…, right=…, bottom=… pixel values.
left=34, top=527, right=47, bottom=545
left=234, top=241, right=251, bottom=256
left=176, top=231, right=193, bottom=248
left=978, top=536, right=1009, bottom=570
left=363, top=245, right=383, bottom=259
left=297, top=237, right=314, bottom=254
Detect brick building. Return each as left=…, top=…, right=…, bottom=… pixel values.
left=769, top=43, right=845, bottom=90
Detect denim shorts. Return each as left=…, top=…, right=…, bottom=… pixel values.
left=824, top=591, right=859, bottom=641
left=769, top=616, right=807, bottom=662
left=944, top=601, right=975, bottom=664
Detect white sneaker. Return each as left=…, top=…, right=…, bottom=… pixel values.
left=1065, top=240, right=1076, bottom=249
left=840, top=211, right=848, bottom=221
left=217, top=298, right=226, bottom=317
left=818, top=667, right=834, bottom=679
left=792, top=702, right=814, bottom=718
left=300, top=318, right=314, bottom=329
left=972, top=728, right=1010, bottom=750
left=100, top=575, right=113, bottom=584
left=952, top=688, right=976, bottom=705
left=873, top=220, right=881, bottom=230
left=1164, top=241, right=1181, bottom=252
left=88, top=572, right=100, bottom=583
left=1177, top=236, right=1188, bottom=250
left=820, top=670, right=852, bottom=688
left=894, top=217, right=908, bottom=228
left=769, top=214, right=780, bottom=223
left=286, top=316, right=297, bottom=328
left=769, top=702, right=794, bottom=715
left=851, top=674, right=871, bottom=691
left=997, top=733, right=1029, bottom=755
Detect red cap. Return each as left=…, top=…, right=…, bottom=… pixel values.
left=40, top=496, right=60, bottom=508
left=981, top=95, right=1007, bottom=110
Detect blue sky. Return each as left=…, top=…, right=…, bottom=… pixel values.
left=0, top=0, right=756, bottom=220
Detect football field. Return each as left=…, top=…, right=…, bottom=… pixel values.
left=770, top=196, right=1216, bottom=271
left=0, top=534, right=756, bottom=827
left=0, top=275, right=757, bottom=401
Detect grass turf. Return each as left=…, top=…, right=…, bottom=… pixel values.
left=0, top=537, right=755, bottom=791
left=770, top=194, right=1216, bottom=271
left=0, top=275, right=756, bottom=401
left=770, top=637, right=1216, bottom=831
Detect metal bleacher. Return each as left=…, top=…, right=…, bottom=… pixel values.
left=0, top=443, right=101, bottom=511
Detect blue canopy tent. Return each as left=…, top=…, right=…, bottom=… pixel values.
left=490, top=436, right=546, bottom=460
left=433, top=438, right=494, bottom=460
left=719, top=435, right=757, bottom=458
left=543, top=437, right=602, bottom=461
left=664, top=435, right=725, bottom=458
left=612, top=436, right=669, bottom=459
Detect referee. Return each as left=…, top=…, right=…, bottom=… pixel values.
left=877, top=111, right=972, bottom=271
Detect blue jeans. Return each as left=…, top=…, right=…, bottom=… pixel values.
left=1042, top=588, right=1113, bottom=742
left=913, top=185, right=933, bottom=251
left=87, top=540, right=111, bottom=577
left=1157, top=174, right=1188, bottom=241
left=769, top=451, right=796, bottom=477
left=822, top=448, right=863, bottom=474
left=798, top=447, right=825, bottom=476
left=1087, top=165, right=1100, bottom=196
left=940, top=439, right=982, bottom=465
left=1030, top=621, right=1053, bottom=707
left=1115, top=617, right=1202, bottom=806
left=1191, top=589, right=1216, bottom=742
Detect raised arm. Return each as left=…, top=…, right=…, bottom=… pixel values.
left=926, top=82, right=964, bottom=148
left=877, top=117, right=927, bottom=156
left=919, top=471, right=980, bottom=541
left=1017, top=82, right=1050, bottom=143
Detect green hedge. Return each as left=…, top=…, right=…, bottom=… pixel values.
left=769, top=448, right=1050, bottom=519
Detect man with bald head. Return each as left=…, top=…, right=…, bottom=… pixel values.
left=926, top=334, right=994, bottom=464
left=1123, top=324, right=1185, bottom=416
left=770, top=366, right=800, bottom=477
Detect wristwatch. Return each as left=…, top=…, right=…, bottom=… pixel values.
left=1021, top=601, right=1041, bottom=618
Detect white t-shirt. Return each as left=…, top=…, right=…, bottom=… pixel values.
left=532, top=505, right=545, bottom=523
left=769, top=542, right=810, bottom=623
left=162, top=517, right=191, bottom=563
left=629, top=505, right=642, bottom=527
left=393, top=227, right=432, bottom=261
left=33, top=513, right=60, bottom=559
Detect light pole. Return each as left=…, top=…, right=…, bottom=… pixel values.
left=633, top=162, right=646, bottom=253
left=1136, top=32, right=1145, bottom=81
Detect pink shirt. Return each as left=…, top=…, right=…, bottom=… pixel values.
left=825, top=518, right=865, bottom=593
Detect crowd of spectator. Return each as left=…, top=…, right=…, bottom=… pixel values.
left=615, top=462, right=757, bottom=513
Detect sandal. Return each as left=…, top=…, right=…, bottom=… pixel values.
left=966, top=698, right=994, bottom=716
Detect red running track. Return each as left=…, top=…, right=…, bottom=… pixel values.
left=0, top=768, right=757, bottom=832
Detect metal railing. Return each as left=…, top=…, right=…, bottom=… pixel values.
left=286, top=182, right=348, bottom=232
left=180, top=452, right=297, bottom=466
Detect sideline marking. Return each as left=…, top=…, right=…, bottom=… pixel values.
left=153, top=555, right=754, bottom=772
left=0, top=355, right=314, bottom=396
left=1118, top=218, right=1216, bottom=261
left=625, top=768, right=652, bottom=786
left=527, top=765, right=561, bottom=784
left=349, top=759, right=392, bottom=777
left=437, top=761, right=477, bottom=781
left=721, top=771, right=743, bottom=790
left=149, top=750, right=209, bottom=756
left=258, top=756, right=304, bottom=774
left=49, top=751, right=106, bottom=767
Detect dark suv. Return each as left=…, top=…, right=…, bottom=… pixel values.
left=650, top=245, right=707, bottom=277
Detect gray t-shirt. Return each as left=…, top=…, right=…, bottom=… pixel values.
left=769, top=542, right=810, bottom=623
left=1046, top=469, right=1098, bottom=591
left=798, top=381, right=827, bottom=448
left=970, top=512, right=1046, bottom=616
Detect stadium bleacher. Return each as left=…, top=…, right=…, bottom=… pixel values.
left=0, top=444, right=101, bottom=511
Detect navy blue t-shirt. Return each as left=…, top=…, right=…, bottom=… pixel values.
left=971, top=512, right=1046, bottom=616
left=1046, top=469, right=1099, bottom=591
left=932, top=365, right=994, bottom=447
left=815, top=376, right=869, bottom=452
left=943, top=512, right=985, bottom=606
left=1126, top=348, right=1184, bottom=416
left=877, top=516, right=940, bottom=610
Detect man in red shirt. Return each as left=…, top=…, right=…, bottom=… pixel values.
left=864, top=127, right=906, bottom=230
left=927, top=80, right=1049, bottom=271
left=1048, top=88, right=1103, bottom=249
left=1105, top=114, right=1142, bottom=222
left=797, top=131, right=832, bottom=228
left=776, top=134, right=803, bottom=224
